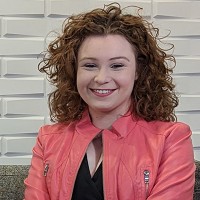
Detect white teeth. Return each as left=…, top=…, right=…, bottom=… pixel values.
left=94, top=89, right=111, bottom=94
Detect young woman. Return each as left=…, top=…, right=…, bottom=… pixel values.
left=24, top=3, right=195, bottom=200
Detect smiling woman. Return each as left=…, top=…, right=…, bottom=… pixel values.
left=24, top=3, right=195, bottom=200
left=77, top=35, right=137, bottom=129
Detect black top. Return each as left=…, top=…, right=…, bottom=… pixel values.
left=72, top=154, right=104, bottom=200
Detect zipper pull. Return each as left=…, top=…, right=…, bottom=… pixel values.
left=44, top=163, right=49, bottom=176
left=144, top=170, right=150, bottom=198
left=144, top=170, right=150, bottom=184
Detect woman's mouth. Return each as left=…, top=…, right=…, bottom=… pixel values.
left=91, top=89, right=116, bottom=96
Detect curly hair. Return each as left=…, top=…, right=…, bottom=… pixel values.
left=39, top=3, right=178, bottom=123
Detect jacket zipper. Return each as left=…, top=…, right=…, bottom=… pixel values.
left=143, top=170, right=150, bottom=199
left=44, top=163, right=49, bottom=176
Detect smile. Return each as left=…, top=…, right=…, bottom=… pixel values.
left=93, top=89, right=113, bottom=94
left=91, top=89, right=116, bottom=96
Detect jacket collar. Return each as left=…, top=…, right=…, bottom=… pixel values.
left=75, top=109, right=138, bottom=138
left=75, top=110, right=101, bottom=139
left=111, top=112, right=138, bottom=138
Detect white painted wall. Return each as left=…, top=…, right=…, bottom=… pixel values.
left=0, top=0, right=200, bottom=165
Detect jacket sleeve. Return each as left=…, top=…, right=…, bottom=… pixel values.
left=24, top=126, right=50, bottom=200
left=148, top=123, right=196, bottom=200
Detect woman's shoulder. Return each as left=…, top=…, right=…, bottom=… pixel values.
left=38, top=121, right=77, bottom=137
left=35, top=121, right=78, bottom=150
left=137, top=119, right=191, bottom=138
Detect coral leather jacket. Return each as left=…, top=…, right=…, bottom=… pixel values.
left=24, top=111, right=195, bottom=200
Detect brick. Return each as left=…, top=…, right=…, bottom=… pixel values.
left=0, top=18, right=2, bottom=37
left=48, top=0, right=151, bottom=16
left=155, top=19, right=200, bottom=37
left=163, top=39, right=200, bottom=56
left=46, top=79, right=56, bottom=95
left=0, top=156, right=32, bottom=165
left=174, top=76, right=200, bottom=95
left=0, top=57, right=2, bottom=75
left=194, top=148, right=200, bottom=161
left=0, top=78, right=44, bottom=95
left=153, top=1, right=200, bottom=19
left=0, top=38, right=44, bottom=55
left=46, top=116, right=51, bottom=124
left=0, top=0, right=44, bottom=16
left=177, top=113, right=200, bottom=131
left=176, top=95, right=200, bottom=112
left=2, top=18, right=48, bottom=37
left=174, top=57, right=200, bottom=74
left=192, top=132, right=200, bottom=148
left=0, top=118, right=44, bottom=134
left=0, top=137, right=2, bottom=153
left=2, top=137, right=36, bottom=154
left=0, top=98, right=2, bottom=115
left=47, top=18, right=65, bottom=33
left=2, top=57, right=41, bottom=76
left=3, top=98, right=47, bottom=116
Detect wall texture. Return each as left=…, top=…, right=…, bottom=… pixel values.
left=0, top=0, right=200, bottom=165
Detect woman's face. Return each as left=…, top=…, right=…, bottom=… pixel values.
left=77, top=34, right=137, bottom=116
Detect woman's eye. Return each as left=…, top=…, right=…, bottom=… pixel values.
left=84, top=63, right=96, bottom=68
left=111, top=63, right=124, bottom=69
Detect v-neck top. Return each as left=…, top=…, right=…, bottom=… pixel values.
left=71, top=154, right=104, bottom=200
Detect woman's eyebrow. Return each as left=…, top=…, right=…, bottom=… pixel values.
left=78, top=57, right=97, bottom=62
left=78, top=56, right=130, bottom=62
left=109, top=56, right=130, bottom=62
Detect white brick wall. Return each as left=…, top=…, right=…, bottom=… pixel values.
left=0, top=0, right=199, bottom=165
left=153, top=0, right=200, bottom=161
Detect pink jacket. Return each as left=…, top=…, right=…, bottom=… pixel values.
left=24, top=111, right=195, bottom=200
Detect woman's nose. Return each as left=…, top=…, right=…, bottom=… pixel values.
left=94, top=68, right=111, bottom=84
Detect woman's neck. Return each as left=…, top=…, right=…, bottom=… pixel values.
left=88, top=108, right=128, bottom=129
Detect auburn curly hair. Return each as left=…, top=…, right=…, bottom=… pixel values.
left=39, top=3, right=178, bottom=123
